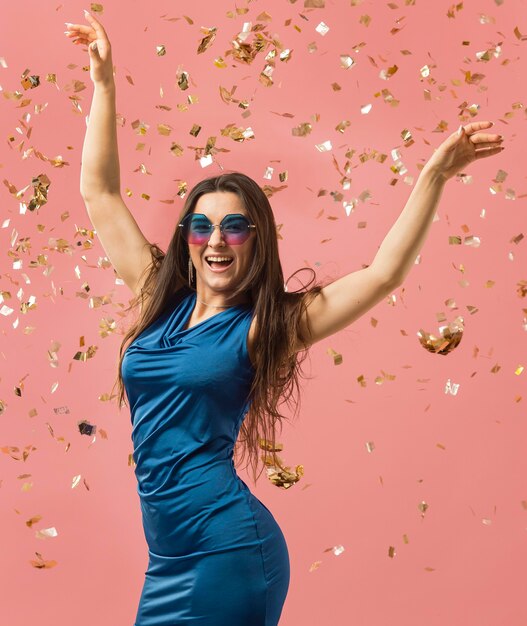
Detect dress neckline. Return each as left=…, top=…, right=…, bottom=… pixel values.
left=182, top=290, right=249, bottom=331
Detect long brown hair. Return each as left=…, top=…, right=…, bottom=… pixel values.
left=112, top=171, right=325, bottom=485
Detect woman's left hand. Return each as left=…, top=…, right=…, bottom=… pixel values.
left=424, top=121, right=504, bottom=182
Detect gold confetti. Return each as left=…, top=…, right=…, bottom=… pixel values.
left=30, top=553, right=58, bottom=569
left=361, top=103, right=372, bottom=114
left=27, top=174, right=51, bottom=211
left=259, top=438, right=303, bottom=489
left=220, top=124, right=255, bottom=141
left=305, top=0, right=325, bottom=6
left=197, top=26, right=217, bottom=54
left=170, top=143, right=184, bottom=157
left=340, top=55, right=355, bottom=69
left=21, top=74, right=40, bottom=90
left=189, top=124, right=201, bottom=137
left=360, top=14, right=372, bottom=27
left=327, top=347, right=342, bottom=364
left=262, top=184, right=288, bottom=197
left=157, top=124, right=172, bottom=136
left=292, top=122, right=313, bottom=137
left=156, top=45, right=166, bottom=56
left=214, top=57, right=227, bottom=68
left=90, top=3, right=104, bottom=13
left=447, top=2, right=464, bottom=18
left=177, top=69, right=190, bottom=90
left=417, top=316, right=464, bottom=355
left=380, top=64, right=398, bottom=80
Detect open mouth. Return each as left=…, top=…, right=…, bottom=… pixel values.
left=205, top=256, right=234, bottom=270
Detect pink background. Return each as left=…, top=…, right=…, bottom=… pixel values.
left=1, top=0, right=526, bottom=625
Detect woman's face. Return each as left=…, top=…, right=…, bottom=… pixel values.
left=187, top=191, right=256, bottom=300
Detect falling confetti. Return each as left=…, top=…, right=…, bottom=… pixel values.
left=417, top=317, right=464, bottom=355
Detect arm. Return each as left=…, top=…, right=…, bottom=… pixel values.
left=65, top=11, right=153, bottom=296
left=295, top=122, right=504, bottom=351
left=80, top=80, right=120, bottom=199
left=369, top=163, right=446, bottom=286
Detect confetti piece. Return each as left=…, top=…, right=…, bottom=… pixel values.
left=380, top=64, right=398, bottom=80
left=177, top=69, right=190, bottom=90
left=340, top=55, right=355, bottom=69
left=21, top=74, right=40, bottom=90
left=315, top=140, right=332, bottom=152
left=197, top=26, right=217, bottom=54
left=30, top=553, right=58, bottom=569
left=327, top=347, right=342, bottom=364
left=315, top=22, right=330, bottom=36
left=292, top=122, right=312, bottom=136
left=305, top=0, right=325, bottom=7
left=27, top=174, right=51, bottom=211
left=445, top=378, right=460, bottom=395
left=200, top=154, right=213, bottom=167
left=156, top=45, right=166, bottom=56
left=35, top=527, right=58, bottom=539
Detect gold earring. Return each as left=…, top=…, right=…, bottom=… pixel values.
left=188, top=257, right=194, bottom=285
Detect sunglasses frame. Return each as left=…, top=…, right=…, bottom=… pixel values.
left=178, top=213, right=256, bottom=245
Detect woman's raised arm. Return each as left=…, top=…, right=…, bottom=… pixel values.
left=294, top=122, right=504, bottom=351
left=65, top=10, right=119, bottom=198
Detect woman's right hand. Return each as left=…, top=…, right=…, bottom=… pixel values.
left=64, top=10, right=114, bottom=86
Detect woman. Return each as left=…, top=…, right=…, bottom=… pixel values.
left=64, top=9, right=504, bottom=626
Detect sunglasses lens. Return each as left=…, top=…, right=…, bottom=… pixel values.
left=222, top=215, right=251, bottom=244
left=183, top=215, right=211, bottom=244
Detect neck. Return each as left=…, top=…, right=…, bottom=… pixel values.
left=194, top=290, right=249, bottom=309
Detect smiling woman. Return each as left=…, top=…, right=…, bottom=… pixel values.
left=116, top=171, right=323, bottom=626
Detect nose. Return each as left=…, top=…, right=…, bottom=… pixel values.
left=207, top=224, right=225, bottom=247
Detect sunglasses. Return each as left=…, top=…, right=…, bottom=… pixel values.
left=178, top=213, right=256, bottom=245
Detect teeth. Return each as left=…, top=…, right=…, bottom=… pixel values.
left=206, top=257, right=232, bottom=262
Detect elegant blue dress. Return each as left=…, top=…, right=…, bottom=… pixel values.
left=122, top=285, right=290, bottom=626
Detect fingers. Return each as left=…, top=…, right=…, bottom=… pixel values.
left=83, top=10, right=109, bottom=40
left=474, top=145, right=505, bottom=160
left=469, top=133, right=503, bottom=145
left=64, top=23, right=93, bottom=35
left=464, top=120, right=494, bottom=135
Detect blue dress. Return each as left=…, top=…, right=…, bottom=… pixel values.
left=122, top=285, right=290, bottom=625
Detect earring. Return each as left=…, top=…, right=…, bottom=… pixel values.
left=188, top=257, right=194, bottom=285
